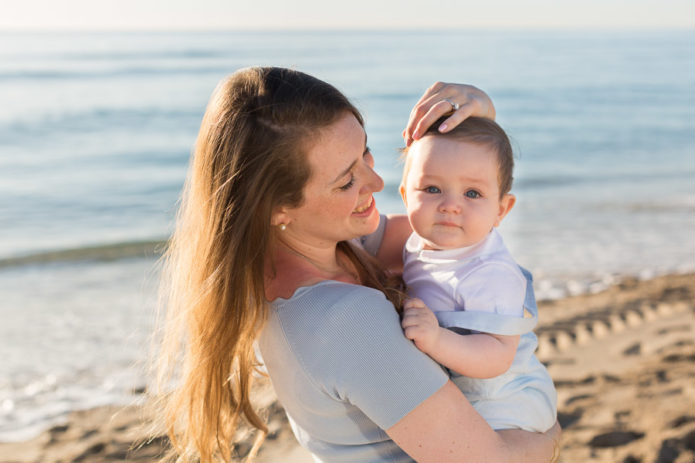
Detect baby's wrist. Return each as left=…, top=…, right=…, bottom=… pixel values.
left=422, top=326, right=447, bottom=355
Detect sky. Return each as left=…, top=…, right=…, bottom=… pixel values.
left=1, top=0, right=694, bottom=30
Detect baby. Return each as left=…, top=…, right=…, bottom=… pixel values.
left=399, top=117, right=556, bottom=432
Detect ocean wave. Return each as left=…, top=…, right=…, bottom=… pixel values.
left=0, top=65, right=232, bottom=81
left=53, top=49, right=228, bottom=61
left=515, top=170, right=695, bottom=190
left=533, top=264, right=695, bottom=301
left=0, top=107, right=200, bottom=143
left=598, top=202, right=695, bottom=213
left=514, top=176, right=582, bottom=189
left=0, top=240, right=166, bottom=269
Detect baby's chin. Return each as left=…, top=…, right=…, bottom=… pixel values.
left=421, top=237, right=473, bottom=251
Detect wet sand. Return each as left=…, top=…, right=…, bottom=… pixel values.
left=1, top=272, right=693, bottom=463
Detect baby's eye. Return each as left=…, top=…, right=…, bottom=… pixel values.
left=424, top=186, right=441, bottom=194
left=465, top=190, right=481, bottom=199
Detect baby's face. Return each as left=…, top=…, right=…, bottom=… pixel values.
left=400, top=137, right=514, bottom=250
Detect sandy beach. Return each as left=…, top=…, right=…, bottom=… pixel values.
left=1, top=272, right=693, bottom=463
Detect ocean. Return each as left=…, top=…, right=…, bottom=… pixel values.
left=1, top=29, right=694, bottom=442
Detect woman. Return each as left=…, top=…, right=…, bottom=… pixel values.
left=157, top=67, right=559, bottom=462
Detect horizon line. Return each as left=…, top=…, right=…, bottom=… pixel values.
left=2, top=25, right=695, bottom=33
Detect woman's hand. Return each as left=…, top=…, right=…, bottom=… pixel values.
left=388, top=382, right=562, bottom=463
left=403, top=82, right=496, bottom=146
left=544, top=421, right=562, bottom=463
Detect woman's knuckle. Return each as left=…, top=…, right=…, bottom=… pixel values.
left=414, top=105, right=428, bottom=116
left=429, top=81, right=443, bottom=91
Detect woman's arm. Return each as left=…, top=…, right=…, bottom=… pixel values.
left=375, top=214, right=412, bottom=274
left=403, top=82, right=496, bottom=146
left=387, top=381, right=559, bottom=463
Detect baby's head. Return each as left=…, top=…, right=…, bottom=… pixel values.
left=399, top=117, right=516, bottom=250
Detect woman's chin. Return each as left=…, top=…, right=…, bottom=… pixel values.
left=351, top=203, right=380, bottom=237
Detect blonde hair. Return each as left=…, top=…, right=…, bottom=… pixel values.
left=155, top=67, right=404, bottom=462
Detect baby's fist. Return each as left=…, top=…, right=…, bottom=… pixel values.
left=401, top=298, right=441, bottom=353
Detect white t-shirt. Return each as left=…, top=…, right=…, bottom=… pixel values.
left=403, top=228, right=526, bottom=318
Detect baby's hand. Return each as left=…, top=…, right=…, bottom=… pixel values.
left=401, top=298, right=441, bottom=354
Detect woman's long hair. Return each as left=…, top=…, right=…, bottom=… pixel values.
left=155, top=67, right=403, bottom=462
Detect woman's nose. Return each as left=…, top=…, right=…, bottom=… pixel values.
left=362, top=162, right=384, bottom=193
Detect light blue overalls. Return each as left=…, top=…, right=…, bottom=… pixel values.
left=435, top=268, right=557, bottom=432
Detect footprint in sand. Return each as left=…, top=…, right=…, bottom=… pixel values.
left=622, top=342, right=641, bottom=356
left=655, top=429, right=695, bottom=463
left=557, top=410, right=582, bottom=428
left=588, top=430, right=645, bottom=448
left=669, top=415, right=695, bottom=429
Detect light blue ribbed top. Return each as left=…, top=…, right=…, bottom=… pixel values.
left=258, top=280, right=449, bottom=462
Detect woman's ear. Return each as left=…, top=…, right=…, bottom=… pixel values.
left=271, top=207, right=291, bottom=228
left=494, top=194, right=516, bottom=227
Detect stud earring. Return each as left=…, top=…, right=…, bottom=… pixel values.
left=278, top=223, right=287, bottom=231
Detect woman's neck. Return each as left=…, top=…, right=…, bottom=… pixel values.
left=265, top=239, right=358, bottom=301
left=280, top=239, right=341, bottom=272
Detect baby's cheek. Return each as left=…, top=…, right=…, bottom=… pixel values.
left=410, top=205, right=431, bottom=224
left=412, top=196, right=434, bottom=213
left=407, top=209, right=430, bottom=235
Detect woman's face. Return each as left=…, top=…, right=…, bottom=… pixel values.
left=279, top=112, right=384, bottom=248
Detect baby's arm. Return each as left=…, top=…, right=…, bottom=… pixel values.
left=401, top=298, right=519, bottom=379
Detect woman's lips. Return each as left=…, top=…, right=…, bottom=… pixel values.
left=353, top=196, right=375, bottom=215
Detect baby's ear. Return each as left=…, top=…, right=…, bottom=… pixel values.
left=494, top=194, right=516, bottom=227
left=399, top=184, right=408, bottom=206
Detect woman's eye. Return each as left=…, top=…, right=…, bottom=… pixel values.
left=339, top=176, right=355, bottom=191
left=363, top=148, right=374, bottom=167
left=424, top=186, right=441, bottom=194
left=465, top=190, right=481, bottom=199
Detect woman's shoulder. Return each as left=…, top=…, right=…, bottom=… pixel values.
left=266, top=281, right=403, bottom=359
left=272, top=280, right=394, bottom=322
left=261, top=280, right=449, bottom=436
left=263, top=280, right=408, bottom=385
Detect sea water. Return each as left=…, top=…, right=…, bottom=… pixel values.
left=1, top=29, right=694, bottom=441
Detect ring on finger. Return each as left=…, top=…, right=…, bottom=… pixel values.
left=443, top=98, right=460, bottom=111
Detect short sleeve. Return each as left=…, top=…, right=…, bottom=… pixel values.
left=312, top=285, right=449, bottom=430
left=457, top=263, right=526, bottom=317
left=355, top=214, right=387, bottom=256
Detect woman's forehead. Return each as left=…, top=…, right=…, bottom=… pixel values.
left=306, top=113, right=366, bottom=183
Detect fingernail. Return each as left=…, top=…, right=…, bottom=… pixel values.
left=412, top=131, right=419, bottom=140
left=438, top=123, right=447, bottom=132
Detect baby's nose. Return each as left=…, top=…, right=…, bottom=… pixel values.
left=438, top=196, right=461, bottom=213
